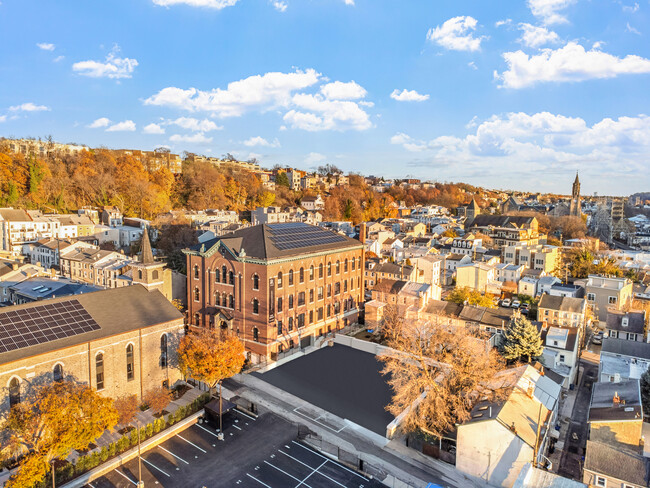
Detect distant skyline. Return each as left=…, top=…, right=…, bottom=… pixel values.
left=1, top=0, right=649, bottom=196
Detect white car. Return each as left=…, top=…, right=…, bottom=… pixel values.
left=511, top=299, right=521, bottom=308
left=501, top=298, right=511, bottom=308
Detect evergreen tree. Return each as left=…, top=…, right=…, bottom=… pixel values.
left=500, top=314, right=543, bottom=363
left=641, top=366, right=650, bottom=417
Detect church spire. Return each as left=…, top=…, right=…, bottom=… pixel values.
left=572, top=171, right=580, bottom=199
left=140, top=228, right=154, bottom=265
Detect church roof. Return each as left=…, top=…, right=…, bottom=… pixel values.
left=140, top=229, right=154, bottom=265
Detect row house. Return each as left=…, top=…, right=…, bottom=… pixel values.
left=584, top=275, right=634, bottom=322
left=184, top=223, right=365, bottom=363
left=537, top=294, right=588, bottom=329
left=501, top=244, right=561, bottom=274
left=60, top=248, right=132, bottom=288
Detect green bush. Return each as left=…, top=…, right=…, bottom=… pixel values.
left=145, top=423, right=154, bottom=438
left=167, top=413, right=175, bottom=426
left=116, top=436, right=130, bottom=453
left=99, top=447, right=109, bottom=463
left=108, top=442, right=117, bottom=458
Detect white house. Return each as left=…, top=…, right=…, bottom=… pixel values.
left=541, top=326, right=580, bottom=388
left=300, top=195, right=325, bottom=211
left=518, top=276, right=539, bottom=297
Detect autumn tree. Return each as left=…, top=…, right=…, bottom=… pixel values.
left=177, top=329, right=245, bottom=432
left=380, top=319, right=505, bottom=438
left=380, top=304, right=405, bottom=343
left=143, top=387, right=172, bottom=416
left=447, top=287, right=496, bottom=308
left=1, top=381, right=118, bottom=488
left=113, top=394, right=139, bottom=427
left=500, top=315, right=544, bottom=363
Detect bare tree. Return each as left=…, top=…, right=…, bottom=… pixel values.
left=380, top=318, right=506, bottom=438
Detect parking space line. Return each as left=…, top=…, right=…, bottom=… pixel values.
left=246, top=473, right=273, bottom=487
left=158, top=445, right=189, bottom=464
left=263, top=460, right=312, bottom=488
left=292, top=408, right=346, bottom=433
left=177, top=434, right=207, bottom=453
left=291, top=441, right=369, bottom=480
left=278, top=450, right=317, bottom=471
left=277, top=450, right=348, bottom=488
left=232, top=424, right=242, bottom=430
left=195, top=423, right=222, bottom=438
left=114, top=469, right=137, bottom=486
left=295, top=460, right=327, bottom=488
left=142, top=458, right=171, bottom=477
left=234, top=408, right=257, bottom=421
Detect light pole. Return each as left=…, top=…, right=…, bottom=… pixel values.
left=51, top=459, right=55, bottom=488
left=136, top=421, right=144, bottom=488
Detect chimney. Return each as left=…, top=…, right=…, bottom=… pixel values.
left=613, top=392, right=621, bottom=406
left=360, top=222, right=367, bottom=244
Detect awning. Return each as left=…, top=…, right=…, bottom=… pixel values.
left=204, top=397, right=237, bottom=417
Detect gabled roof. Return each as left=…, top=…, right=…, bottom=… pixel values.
left=187, top=223, right=362, bottom=261
left=606, top=309, right=645, bottom=335
left=0, top=208, right=32, bottom=222
left=372, top=279, right=407, bottom=295
left=589, top=379, right=642, bottom=422
left=538, top=294, right=586, bottom=313
left=468, top=214, right=536, bottom=229
left=602, top=338, right=650, bottom=360
left=584, top=441, right=649, bottom=486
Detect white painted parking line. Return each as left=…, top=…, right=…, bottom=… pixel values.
left=263, top=460, right=312, bottom=488
left=295, top=459, right=328, bottom=488
left=158, top=445, right=189, bottom=465
left=142, top=458, right=171, bottom=477
left=246, top=473, right=273, bottom=487
left=176, top=434, right=207, bottom=453
left=234, top=408, right=257, bottom=421
left=232, top=423, right=242, bottom=430
left=291, top=441, right=368, bottom=481
left=87, top=483, right=95, bottom=488
left=292, top=407, right=346, bottom=433
left=114, top=469, right=138, bottom=486
left=195, top=423, right=223, bottom=438
left=278, top=450, right=347, bottom=488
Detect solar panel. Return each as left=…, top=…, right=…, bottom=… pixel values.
left=268, top=223, right=348, bottom=251
left=0, top=299, right=100, bottom=354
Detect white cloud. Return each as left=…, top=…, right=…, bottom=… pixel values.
left=623, top=2, right=639, bottom=13
left=169, top=117, right=222, bottom=132
left=496, top=42, right=650, bottom=88
left=143, top=123, right=165, bottom=134
left=152, top=0, right=239, bottom=8
left=73, top=46, right=138, bottom=79
left=468, top=61, right=478, bottom=70
left=53, top=55, right=65, bottom=62
left=283, top=93, right=372, bottom=131
left=170, top=133, right=213, bottom=144
left=37, top=43, right=55, bottom=51
left=390, top=89, right=429, bottom=102
left=320, top=81, right=367, bottom=100
left=305, top=152, right=326, bottom=164
left=106, top=120, right=136, bottom=132
left=271, top=0, right=287, bottom=11
left=626, top=23, right=641, bottom=35
left=426, top=16, right=485, bottom=52
left=495, top=19, right=512, bottom=27
left=343, top=0, right=354, bottom=5
left=243, top=136, right=280, bottom=147
left=145, top=69, right=320, bottom=117
left=9, top=103, right=50, bottom=112
left=518, top=23, right=560, bottom=48
left=527, top=0, right=576, bottom=25
left=390, top=132, right=427, bottom=152
left=0, top=115, right=6, bottom=123
left=88, top=117, right=111, bottom=128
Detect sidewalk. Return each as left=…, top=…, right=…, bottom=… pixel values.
left=225, top=372, right=492, bottom=488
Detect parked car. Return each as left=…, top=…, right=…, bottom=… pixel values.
left=511, top=299, right=521, bottom=308
left=501, top=298, right=511, bottom=308
left=592, top=331, right=604, bottom=345
left=520, top=303, right=530, bottom=314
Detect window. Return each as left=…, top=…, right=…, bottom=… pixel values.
left=351, top=259, right=356, bottom=271
left=278, top=297, right=283, bottom=312
left=289, top=269, right=294, bottom=285
left=53, top=364, right=63, bottom=382
left=138, top=269, right=143, bottom=280
left=253, top=274, right=259, bottom=290
left=278, top=320, right=283, bottom=334
left=594, top=476, right=606, bottom=487
left=216, top=269, right=221, bottom=283
left=357, top=257, right=362, bottom=269
left=318, top=307, right=324, bottom=320
left=319, top=263, right=323, bottom=278
left=152, top=270, right=159, bottom=280
left=587, top=293, right=595, bottom=301
left=96, top=354, right=104, bottom=391
left=559, top=354, right=565, bottom=362
left=327, top=304, right=331, bottom=317
left=194, top=313, right=200, bottom=326
left=222, top=294, right=227, bottom=307
left=309, top=310, right=314, bottom=324
left=309, top=289, right=314, bottom=303
left=334, top=282, right=341, bottom=295
left=229, top=271, right=234, bottom=285
left=253, top=298, right=259, bottom=314
left=298, top=292, right=305, bottom=306
left=309, top=265, right=314, bottom=280
left=9, top=378, right=20, bottom=408
left=608, top=296, right=617, bottom=304
left=288, top=317, right=294, bottom=331
left=344, top=281, right=348, bottom=293
left=297, top=314, right=305, bottom=328
left=222, top=266, right=227, bottom=283
left=277, top=271, right=283, bottom=288
left=289, top=294, right=294, bottom=309
left=344, top=259, right=348, bottom=272
left=318, top=286, right=324, bottom=300
left=336, top=260, right=340, bottom=274
left=327, top=262, right=332, bottom=276
left=194, top=265, right=199, bottom=279
left=194, top=287, right=200, bottom=301
left=299, top=267, right=305, bottom=283
left=253, top=327, right=259, bottom=341
left=334, top=301, right=340, bottom=314
left=229, top=294, right=234, bottom=309
left=215, top=291, right=221, bottom=306
left=327, top=284, right=332, bottom=298
left=126, top=344, right=134, bottom=380
left=160, top=334, right=168, bottom=367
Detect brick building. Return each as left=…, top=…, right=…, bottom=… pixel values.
left=0, top=285, right=184, bottom=412
left=184, top=223, right=364, bottom=363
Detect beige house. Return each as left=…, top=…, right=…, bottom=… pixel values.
left=585, top=275, right=634, bottom=322
left=501, top=244, right=560, bottom=274
left=456, top=262, right=496, bottom=293
left=0, top=286, right=184, bottom=412
left=537, top=294, right=587, bottom=329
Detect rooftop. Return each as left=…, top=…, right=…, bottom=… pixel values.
left=589, top=379, right=642, bottom=422
left=606, top=309, right=646, bottom=335
left=584, top=440, right=648, bottom=486
left=538, top=295, right=586, bottom=314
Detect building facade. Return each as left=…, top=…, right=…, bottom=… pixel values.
left=184, top=223, right=365, bottom=363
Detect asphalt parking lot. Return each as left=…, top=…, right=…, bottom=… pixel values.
left=254, top=344, right=394, bottom=436
left=84, top=409, right=383, bottom=488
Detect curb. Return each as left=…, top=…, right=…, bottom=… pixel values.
left=61, top=410, right=204, bottom=488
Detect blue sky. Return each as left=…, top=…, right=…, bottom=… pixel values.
left=1, top=0, right=649, bottom=195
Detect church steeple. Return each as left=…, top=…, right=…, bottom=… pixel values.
left=572, top=171, right=580, bottom=199
left=140, top=228, right=154, bottom=265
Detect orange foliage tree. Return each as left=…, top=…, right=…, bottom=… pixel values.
left=1, top=381, right=118, bottom=488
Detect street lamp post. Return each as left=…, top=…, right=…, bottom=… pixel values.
left=51, top=459, right=55, bottom=488
left=136, top=421, right=144, bottom=488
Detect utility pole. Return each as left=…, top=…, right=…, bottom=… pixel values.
left=137, top=421, right=144, bottom=488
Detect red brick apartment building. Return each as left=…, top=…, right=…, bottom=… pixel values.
left=184, top=223, right=364, bottom=363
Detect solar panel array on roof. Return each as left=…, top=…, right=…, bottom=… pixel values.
left=269, top=223, right=347, bottom=251
left=0, top=299, right=100, bottom=353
